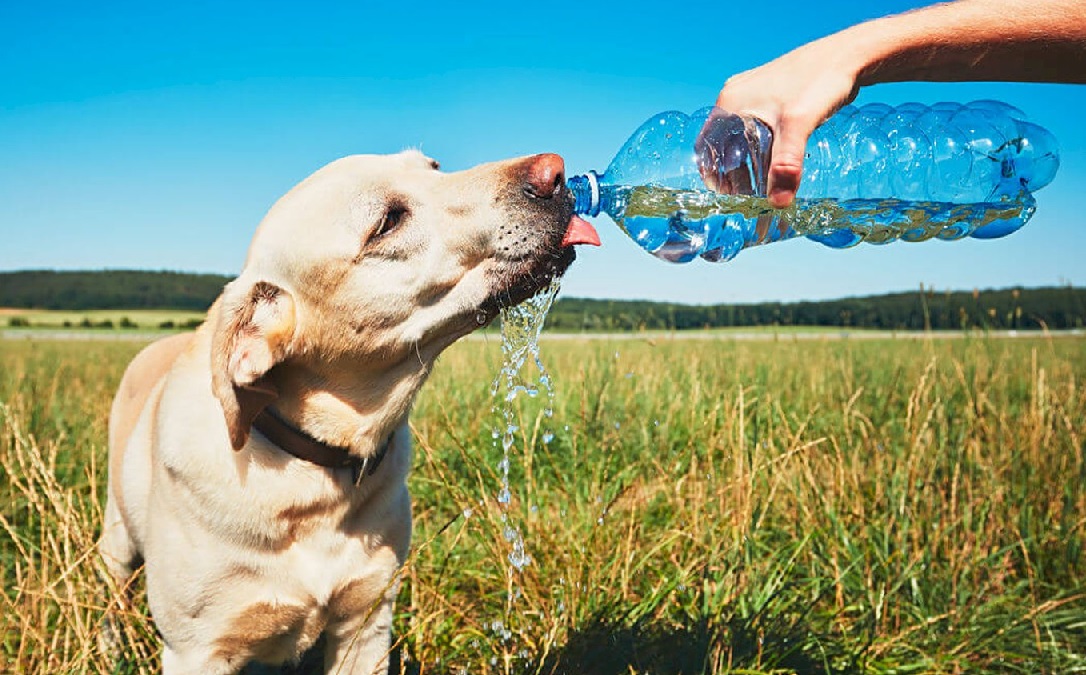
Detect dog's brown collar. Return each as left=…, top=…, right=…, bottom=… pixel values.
left=252, top=407, right=392, bottom=484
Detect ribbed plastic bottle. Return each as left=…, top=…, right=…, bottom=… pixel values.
left=567, top=101, right=1060, bottom=263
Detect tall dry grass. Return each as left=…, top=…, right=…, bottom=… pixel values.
left=1, top=335, right=1084, bottom=674
left=1, top=341, right=157, bottom=673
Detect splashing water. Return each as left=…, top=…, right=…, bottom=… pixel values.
left=485, top=275, right=562, bottom=672
left=490, top=275, right=562, bottom=573
left=491, top=276, right=561, bottom=405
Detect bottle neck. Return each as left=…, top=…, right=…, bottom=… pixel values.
left=567, top=171, right=601, bottom=217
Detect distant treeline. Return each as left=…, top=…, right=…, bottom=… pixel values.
left=1, top=270, right=1084, bottom=331
left=0, top=270, right=232, bottom=311
left=548, top=287, right=1086, bottom=331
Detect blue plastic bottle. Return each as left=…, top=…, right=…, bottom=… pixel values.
left=567, top=101, right=1060, bottom=263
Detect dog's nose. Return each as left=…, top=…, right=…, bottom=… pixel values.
left=524, top=153, right=565, bottom=199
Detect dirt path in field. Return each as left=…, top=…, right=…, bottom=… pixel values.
left=0, top=330, right=167, bottom=342
left=7, top=328, right=1080, bottom=343
left=531, top=329, right=1086, bottom=341
left=534, top=329, right=1081, bottom=341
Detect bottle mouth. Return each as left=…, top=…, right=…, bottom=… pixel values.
left=568, top=171, right=601, bottom=217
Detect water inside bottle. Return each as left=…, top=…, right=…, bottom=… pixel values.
left=607, top=185, right=1036, bottom=263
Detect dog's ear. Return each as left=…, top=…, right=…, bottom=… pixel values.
left=211, top=278, right=296, bottom=451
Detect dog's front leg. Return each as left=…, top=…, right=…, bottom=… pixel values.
left=324, top=594, right=396, bottom=675
left=161, top=644, right=240, bottom=675
left=97, top=492, right=142, bottom=662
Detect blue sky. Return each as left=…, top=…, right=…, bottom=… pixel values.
left=1, top=0, right=1083, bottom=304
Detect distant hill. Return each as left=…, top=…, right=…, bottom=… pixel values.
left=1, top=270, right=1084, bottom=331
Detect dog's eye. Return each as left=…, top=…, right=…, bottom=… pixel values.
left=372, top=202, right=410, bottom=241
left=428, top=159, right=440, bottom=171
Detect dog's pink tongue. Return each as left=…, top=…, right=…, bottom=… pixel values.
left=561, top=215, right=601, bottom=247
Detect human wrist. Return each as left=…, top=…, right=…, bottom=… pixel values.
left=788, top=16, right=893, bottom=95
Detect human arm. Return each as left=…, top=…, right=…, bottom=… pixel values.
left=709, top=0, right=1086, bottom=208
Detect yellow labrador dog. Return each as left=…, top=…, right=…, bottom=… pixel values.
left=99, top=150, right=599, bottom=674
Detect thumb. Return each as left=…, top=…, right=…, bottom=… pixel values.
left=766, top=115, right=814, bottom=209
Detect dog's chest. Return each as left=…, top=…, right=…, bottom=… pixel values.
left=269, top=488, right=352, bottom=548
left=279, top=522, right=356, bottom=588
left=267, top=488, right=393, bottom=600
left=215, top=515, right=387, bottom=665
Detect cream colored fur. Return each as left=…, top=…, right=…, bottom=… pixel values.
left=100, top=151, right=577, bottom=674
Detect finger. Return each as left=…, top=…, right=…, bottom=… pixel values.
left=767, top=115, right=815, bottom=208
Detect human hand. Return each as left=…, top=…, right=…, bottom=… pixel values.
left=699, top=36, right=863, bottom=208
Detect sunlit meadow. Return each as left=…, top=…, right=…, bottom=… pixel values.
left=1, top=332, right=1083, bottom=674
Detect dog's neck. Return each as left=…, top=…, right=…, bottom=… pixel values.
left=264, top=358, right=431, bottom=460
left=253, top=405, right=393, bottom=482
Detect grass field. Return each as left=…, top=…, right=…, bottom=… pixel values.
left=1, top=333, right=1084, bottom=673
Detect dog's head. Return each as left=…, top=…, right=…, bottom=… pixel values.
left=209, top=150, right=598, bottom=450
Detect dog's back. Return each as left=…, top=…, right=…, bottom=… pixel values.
left=110, top=332, right=195, bottom=463
left=104, top=332, right=194, bottom=567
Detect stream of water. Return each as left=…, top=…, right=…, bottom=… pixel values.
left=486, top=275, right=562, bottom=671
left=491, top=276, right=561, bottom=570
